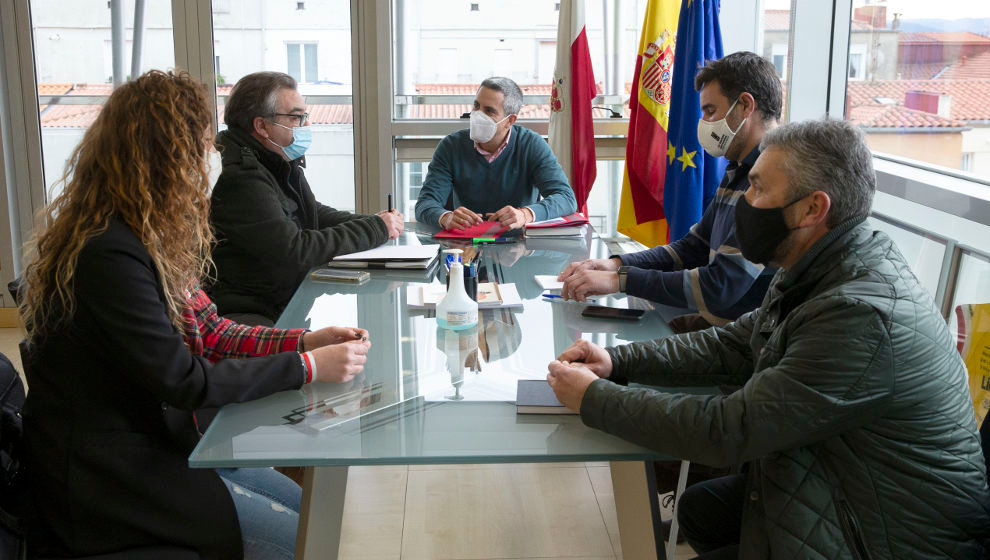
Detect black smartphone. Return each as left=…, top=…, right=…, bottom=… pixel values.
left=581, top=305, right=645, bottom=321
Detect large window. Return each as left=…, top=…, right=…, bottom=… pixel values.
left=843, top=0, right=990, bottom=182
left=213, top=0, right=355, bottom=211
left=31, top=0, right=175, bottom=202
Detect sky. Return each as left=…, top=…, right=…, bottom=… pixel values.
left=761, top=0, right=990, bottom=20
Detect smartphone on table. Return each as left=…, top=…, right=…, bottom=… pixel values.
left=580, top=305, right=645, bottom=321
left=310, top=268, right=371, bottom=284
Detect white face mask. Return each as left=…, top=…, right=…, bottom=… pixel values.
left=469, top=110, right=511, bottom=144
left=697, top=98, right=747, bottom=158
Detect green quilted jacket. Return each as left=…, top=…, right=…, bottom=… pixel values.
left=583, top=219, right=990, bottom=559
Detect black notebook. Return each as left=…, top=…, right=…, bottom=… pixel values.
left=515, top=379, right=578, bottom=415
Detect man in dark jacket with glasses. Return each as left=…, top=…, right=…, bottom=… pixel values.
left=210, top=71, right=403, bottom=325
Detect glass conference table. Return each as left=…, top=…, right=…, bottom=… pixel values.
left=190, top=223, right=680, bottom=559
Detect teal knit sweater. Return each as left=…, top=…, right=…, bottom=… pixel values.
left=414, top=126, right=577, bottom=226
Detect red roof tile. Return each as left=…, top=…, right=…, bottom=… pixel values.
left=39, top=104, right=103, bottom=128
left=765, top=9, right=880, bottom=32
left=898, top=32, right=990, bottom=45
left=764, top=9, right=790, bottom=31
left=895, top=62, right=949, bottom=80
left=847, top=79, right=990, bottom=121
left=848, top=103, right=967, bottom=129
left=935, top=51, right=990, bottom=80
left=38, top=83, right=73, bottom=96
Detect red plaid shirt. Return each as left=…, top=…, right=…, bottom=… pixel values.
left=181, top=288, right=307, bottom=363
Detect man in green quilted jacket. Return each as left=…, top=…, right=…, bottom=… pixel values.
left=547, top=119, right=990, bottom=559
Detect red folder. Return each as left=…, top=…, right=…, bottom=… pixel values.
left=524, top=212, right=589, bottom=229
left=434, top=221, right=508, bottom=239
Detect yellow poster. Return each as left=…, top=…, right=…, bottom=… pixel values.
left=957, top=303, right=990, bottom=425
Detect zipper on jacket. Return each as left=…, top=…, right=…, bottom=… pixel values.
left=836, top=499, right=872, bottom=560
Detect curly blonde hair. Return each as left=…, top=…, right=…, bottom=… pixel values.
left=20, top=70, right=215, bottom=340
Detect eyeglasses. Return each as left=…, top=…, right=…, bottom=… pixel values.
left=270, top=112, right=309, bottom=127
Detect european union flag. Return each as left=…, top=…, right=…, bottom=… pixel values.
left=663, top=0, right=726, bottom=242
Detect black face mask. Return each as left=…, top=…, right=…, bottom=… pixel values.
left=734, top=194, right=805, bottom=265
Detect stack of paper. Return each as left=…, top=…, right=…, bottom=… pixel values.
left=406, top=282, right=524, bottom=309
left=524, top=212, right=590, bottom=238
left=331, top=244, right=441, bottom=269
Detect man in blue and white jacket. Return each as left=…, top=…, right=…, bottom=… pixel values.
left=415, top=77, right=577, bottom=231
left=560, top=52, right=781, bottom=333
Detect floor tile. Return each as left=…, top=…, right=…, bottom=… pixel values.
left=408, top=462, right=586, bottom=471
left=338, top=466, right=408, bottom=560
left=401, top=467, right=614, bottom=560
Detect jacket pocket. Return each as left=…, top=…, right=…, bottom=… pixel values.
left=836, top=498, right=872, bottom=560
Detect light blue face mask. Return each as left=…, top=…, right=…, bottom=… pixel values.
left=268, top=121, right=312, bottom=161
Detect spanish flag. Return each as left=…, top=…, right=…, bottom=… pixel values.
left=616, top=0, right=681, bottom=247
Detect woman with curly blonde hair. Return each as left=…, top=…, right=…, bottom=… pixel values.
left=20, top=70, right=370, bottom=560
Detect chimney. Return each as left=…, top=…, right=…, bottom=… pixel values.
left=905, top=90, right=952, bottom=118
left=853, top=5, right=887, bottom=28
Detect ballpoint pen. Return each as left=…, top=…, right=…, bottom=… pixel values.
left=387, top=192, right=393, bottom=212
left=473, top=237, right=515, bottom=244
left=542, top=294, right=598, bottom=303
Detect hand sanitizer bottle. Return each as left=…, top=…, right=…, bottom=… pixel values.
left=437, top=252, right=478, bottom=331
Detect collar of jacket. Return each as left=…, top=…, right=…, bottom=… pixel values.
left=216, top=126, right=306, bottom=174
left=727, top=144, right=761, bottom=174
left=761, top=216, right=869, bottom=330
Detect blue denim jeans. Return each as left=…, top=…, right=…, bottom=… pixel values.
left=216, top=468, right=301, bottom=560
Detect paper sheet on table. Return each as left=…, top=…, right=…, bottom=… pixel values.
left=332, top=244, right=441, bottom=262
left=406, top=283, right=523, bottom=309
left=535, top=275, right=564, bottom=290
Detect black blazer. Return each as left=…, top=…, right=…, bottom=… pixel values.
left=22, top=218, right=305, bottom=559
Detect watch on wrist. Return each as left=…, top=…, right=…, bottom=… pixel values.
left=617, top=266, right=631, bottom=293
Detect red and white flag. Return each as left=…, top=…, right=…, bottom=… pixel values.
left=548, top=0, right=597, bottom=216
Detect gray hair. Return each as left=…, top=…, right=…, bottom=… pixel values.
left=760, top=119, right=875, bottom=228
left=479, top=76, right=524, bottom=116
left=224, top=71, right=297, bottom=131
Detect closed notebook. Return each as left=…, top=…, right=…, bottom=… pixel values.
left=515, top=379, right=577, bottom=414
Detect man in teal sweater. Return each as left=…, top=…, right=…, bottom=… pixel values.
left=415, top=77, right=577, bottom=230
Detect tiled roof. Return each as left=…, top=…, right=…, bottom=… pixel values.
left=764, top=9, right=789, bottom=31
left=898, top=32, right=990, bottom=44
left=38, top=104, right=103, bottom=128
left=413, top=83, right=603, bottom=95
left=896, top=62, right=950, bottom=80
left=38, top=83, right=73, bottom=96
left=936, top=51, right=990, bottom=80
left=848, top=103, right=967, bottom=129
left=765, top=9, right=881, bottom=32
left=40, top=83, right=619, bottom=127
left=846, top=79, right=990, bottom=121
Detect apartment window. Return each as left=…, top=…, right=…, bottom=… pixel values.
left=33, top=1, right=175, bottom=201
left=214, top=0, right=354, bottom=211
left=848, top=44, right=866, bottom=80
left=961, top=152, right=974, bottom=172
left=771, top=43, right=788, bottom=79
left=843, top=0, right=990, bottom=182
left=286, top=43, right=319, bottom=83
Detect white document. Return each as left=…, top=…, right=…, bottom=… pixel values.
left=535, top=275, right=564, bottom=290
left=332, top=244, right=441, bottom=262
left=406, top=283, right=523, bottom=309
